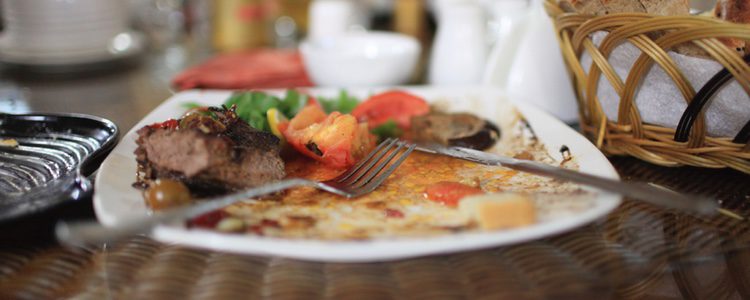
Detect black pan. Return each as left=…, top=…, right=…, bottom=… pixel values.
left=0, top=112, right=118, bottom=223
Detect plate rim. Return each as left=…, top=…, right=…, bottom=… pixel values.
left=0, top=31, right=144, bottom=66
left=94, top=86, right=621, bottom=262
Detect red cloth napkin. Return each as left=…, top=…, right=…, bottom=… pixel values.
left=172, top=49, right=314, bottom=90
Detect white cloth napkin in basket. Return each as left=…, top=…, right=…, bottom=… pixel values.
left=581, top=31, right=750, bottom=138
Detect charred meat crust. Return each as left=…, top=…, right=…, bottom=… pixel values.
left=135, top=107, right=286, bottom=195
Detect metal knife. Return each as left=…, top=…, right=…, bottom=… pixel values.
left=415, top=144, right=718, bottom=215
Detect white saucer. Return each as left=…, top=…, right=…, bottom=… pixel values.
left=0, top=31, right=145, bottom=66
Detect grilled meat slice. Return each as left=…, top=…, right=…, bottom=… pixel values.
left=135, top=107, right=285, bottom=194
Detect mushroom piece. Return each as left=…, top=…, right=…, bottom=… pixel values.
left=409, top=112, right=501, bottom=150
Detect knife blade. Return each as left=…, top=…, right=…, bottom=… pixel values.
left=415, top=144, right=718, bottom=215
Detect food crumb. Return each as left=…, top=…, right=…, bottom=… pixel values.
left=513, top=151, right=534, bottom=160
left=0, top=139, right=19, bottom=148
left=216, top=218, right=245, bottom=232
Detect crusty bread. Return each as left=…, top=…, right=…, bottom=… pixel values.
left=715, top=0, right=750, bottom=23
left=714, top=0, right=749, bottom=55
left=557, top=0, right=737, bottom=58
left=673, top=43, right=713, bottom=58
left=601, top=0, right=647, bottom=14
left=638, top=0, right=698, bottom=57
left=558, top=0, right=576, bottom=13
left=558, top=0, right=688, bottom=15
left=639, top=0, right=689, bottom=15
left=559, top=0, right=608, bottom=15
left=458, top=193, right=536, bottom=230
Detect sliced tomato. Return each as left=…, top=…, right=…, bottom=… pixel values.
left=424, top=181, right=484, bottom=207
left=285, top=154, right=347, bottom=181
left=288, top=104, right=327, bottom=128
left=306, top=95, right=319, bottom=107
left=147, top=118, right=179, bottom=130
left=385, top=208, right=405, bottom=218
left=352, top=90, right=429, bottom=130
left=280, top=105, right=376, bottom=168
left=188, top=210, right=228, bottom=229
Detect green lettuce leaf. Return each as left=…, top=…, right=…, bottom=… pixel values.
left=318, top=90, right=359, bottom=114
left=370, top=120, right=403, bottom=140
left=224, top=91, right=312, bottom=131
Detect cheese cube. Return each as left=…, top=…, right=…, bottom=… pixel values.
left=458, top=193, right=536, bottom=230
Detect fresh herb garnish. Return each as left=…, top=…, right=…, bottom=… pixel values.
left=278, top=90, right=309, bottom=117
left=180, top=102, right=217, bottom=119
left=223, top=90, right=311, bottom=131
left=318, top=90, right=360, bottom=114
left=186, top=90, right=386, bottom=140
left=182, top=102, right=204, bottom=110
left=370, top=120, right=403, bottom=140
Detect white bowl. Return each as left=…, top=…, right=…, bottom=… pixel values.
left=300, top=32, right=421, bottom=87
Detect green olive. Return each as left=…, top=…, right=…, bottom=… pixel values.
left=145, top=179, right=192, bottom=210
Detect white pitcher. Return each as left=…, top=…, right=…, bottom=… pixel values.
left=428, top=0, right=487, bottom=85
left=483, top=0, right=580, bottom=123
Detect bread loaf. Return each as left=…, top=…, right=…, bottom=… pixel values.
left=714, top=0, right=749, bottom=55
left=639, top=0, right=690, bottom=15
left=601, top=0, right=647, bottom=14
left=559, top=0, right=608, bottom=15
left=558, top=0, right=688, bottom=15
left=557, top=0, right=750, bottom=58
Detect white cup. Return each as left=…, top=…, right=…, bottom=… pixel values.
left=308, top=0, right=370, bottom=40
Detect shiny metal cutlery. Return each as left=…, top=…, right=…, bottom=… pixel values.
left=416, top=144, right=718, bottom=215
left=57, top=138, right=415, bottom=246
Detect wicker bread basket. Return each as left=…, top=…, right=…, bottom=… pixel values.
left=544, top=0, right=750, bottom=174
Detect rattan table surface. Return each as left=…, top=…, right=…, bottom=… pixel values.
left=2, top=52, right=750, bottom=300
left=2, top=157, right=749, bottom=299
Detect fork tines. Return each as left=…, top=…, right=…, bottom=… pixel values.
left=330, top=138, right=415, bottom=197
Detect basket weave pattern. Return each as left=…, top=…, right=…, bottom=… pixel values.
left=544, top=0, right=750, bottom=173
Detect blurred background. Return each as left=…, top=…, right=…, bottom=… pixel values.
left=0, top=0, right=580, bottom=130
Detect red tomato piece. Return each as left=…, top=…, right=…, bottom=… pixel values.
left=260, top=219, right=281, bottom=228
left=424, top=181, right=484, bottom=207
left=351, top=90, right=429, bottom=130
left=188, top=210, right=229, bottom=228
left=280, top=105, right=376, bottom=168
left=306, top=95, right=319, bottom=107
left=385, top=208, right=405, bottom=218
left=148, top=118, right=179, bottom=130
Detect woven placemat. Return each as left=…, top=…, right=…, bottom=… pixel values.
left=1, top=157, right=749, bottom=299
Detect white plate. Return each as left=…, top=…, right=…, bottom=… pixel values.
left=0, top=31, right=144, bottom=66
left=94, top=87, right=621, bottom=262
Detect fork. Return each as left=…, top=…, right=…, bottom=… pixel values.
left=56, top=138, right=416, bottom=246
